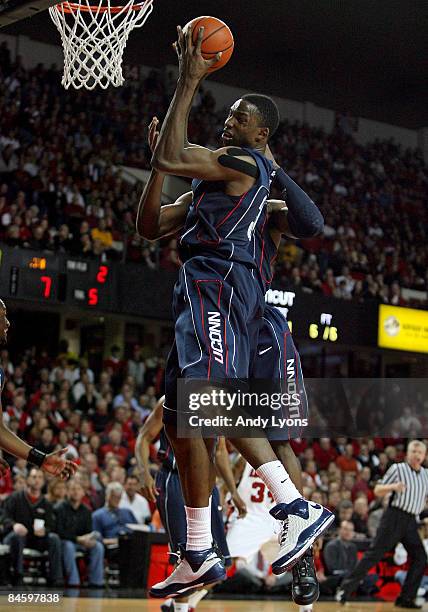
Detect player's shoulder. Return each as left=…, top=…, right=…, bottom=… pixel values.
left=216, top=147, right=259, bottom=179
left=214, top=146, right=257, bottom=161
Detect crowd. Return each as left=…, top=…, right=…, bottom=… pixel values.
left=0, top=41, right=426, bottom=305
left=0, top=341, right=427, bottom=590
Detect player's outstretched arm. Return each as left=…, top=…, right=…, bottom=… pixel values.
left=0, top=402, right=76, bottom=480
left=265, top=145, right=324, bottom=238
left=136, top=117, right=192, bottom=240
left=135, top=396, right=164, bottom=502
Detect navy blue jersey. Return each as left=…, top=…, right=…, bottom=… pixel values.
left=157, top=427, right=176, bottom=471
left=0, top=367, right=4, bottom=393
left=178, top=149, right=275, bottom=266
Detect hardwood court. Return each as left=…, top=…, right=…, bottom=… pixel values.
left=12, top=598, right=428, bottom=612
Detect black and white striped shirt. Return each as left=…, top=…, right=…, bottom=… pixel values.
left=381, top=462, right=428, bottom=516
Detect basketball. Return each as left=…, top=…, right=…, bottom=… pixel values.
left=183, top=16, right=234, bottom=73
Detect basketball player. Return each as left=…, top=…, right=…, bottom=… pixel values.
left=139, top=118, right=320, bottom=607
left=140, top=26, right=332, bottom=597
left=136, top=396, right=240, bottom=612
left=0, top=299, right=77, bottom=479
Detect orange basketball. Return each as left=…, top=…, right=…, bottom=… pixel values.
left=183, top=16, right=234, bottom=73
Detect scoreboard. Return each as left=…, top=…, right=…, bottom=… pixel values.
left=0, top=244, right=396, bottom=349
left=265, top=288, right=378, bottom=346
left=0, top=247, right=117, bottom=311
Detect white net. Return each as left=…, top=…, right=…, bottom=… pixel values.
left=49, top=0, right=154, bottom=90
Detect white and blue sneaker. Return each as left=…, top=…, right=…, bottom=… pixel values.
left=150, top=547, right=226, bottom=598
left=270, top=498, right=334, bottom=575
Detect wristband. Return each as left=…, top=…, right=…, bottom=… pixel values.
left=27, top=448, right=47, bottom=467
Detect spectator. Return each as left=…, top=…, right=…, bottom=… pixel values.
left=99, top=429, right=129, bottom=467
left=56, top=479, right=104, bottom=587
left=336, top=500, right=354, bottom=526
left=119, top=474, right=151, bottom=524
left=336, top=444, right=361, bottom=474
left=351, top=467, right=374, bottom=503
left=74, top=470, right=104, bottom=511
left=113, top=383, right=148, bottom=419
left=322, top=520, right=377, bottom=596
left=92, top=398, right=111, bottom=433
left=3, top=468, right=63, bottom=586
left=92, top=483, right=137, bottom=546
left=91, top=218, right=113, bottom=252
left=313, top=438, right=338, bottom=470
left=46, top=478, right=67, bottom=506
left=127, top=345, right=146, bottom=391
left=352, top=496, right=370, bottom=537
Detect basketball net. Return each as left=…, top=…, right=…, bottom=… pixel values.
left=49, top=0, right=154, bottom=90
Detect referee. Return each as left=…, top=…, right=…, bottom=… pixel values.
left=337, top=440, right=428, bottom=609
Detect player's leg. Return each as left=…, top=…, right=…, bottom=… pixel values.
left=267, top=324, right=318, bottom=606
left=163, top=333, right=218, bottom=553
left=242, top=309, right=334, bottom=574
left=167, top=260, right=329, bottom=583
left=151, top=438, right=225, bottom=597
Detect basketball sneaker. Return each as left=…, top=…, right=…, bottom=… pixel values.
left=269, top=498, right=334, bottom=574
left=150, top=547, right=226, bottom=598
left=292, top=548, right=319, bottom=606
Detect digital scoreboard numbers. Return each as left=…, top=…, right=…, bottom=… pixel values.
left=308, top=312, right=338, bottom=342
left=6, top=252, right=64, bottom=303
left=264, top=288, right=375, bottom=345
left=66, top=259, right=118, bottom=311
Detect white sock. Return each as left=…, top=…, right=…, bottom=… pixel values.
left=185, top=497, right=212, bottom=551
left=256, top=460, right=301, bottom=505
left=174, top=603, right=189, bottom=612
left=299, top=606, right=313, bottom=612
left=188, top=588, right=208, bottom=607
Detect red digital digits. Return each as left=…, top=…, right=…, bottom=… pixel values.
left=87, top=265, right=108, bottom=306
left=40, top=276, right=52, bottom=298
left=88, top=288, right=98, bottom=306
left=96, top=265, right=108, bottom=283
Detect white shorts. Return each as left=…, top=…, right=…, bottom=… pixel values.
left=226, top=511, right=279, bottom=562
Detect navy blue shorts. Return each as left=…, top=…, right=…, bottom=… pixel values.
left=164, top=256, right=264, bottom=424
left=155, top=467, right=230, bottom=564
left=251, top=305, right=308, bottom=440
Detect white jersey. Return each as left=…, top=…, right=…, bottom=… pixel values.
left=227, top=461, right=278, bottom=562
left=236, top=461, right=275, bottom=514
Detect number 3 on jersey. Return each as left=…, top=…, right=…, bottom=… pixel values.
left=251, top=481, right=274, bottom=504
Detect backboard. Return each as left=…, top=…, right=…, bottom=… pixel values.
left=0, top=0, right=59, bottom=27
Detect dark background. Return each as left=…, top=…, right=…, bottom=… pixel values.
left=2, top=0, right=427, bottom=128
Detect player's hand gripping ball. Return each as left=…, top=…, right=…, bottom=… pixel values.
left=183, top=16, right=234, bottom=73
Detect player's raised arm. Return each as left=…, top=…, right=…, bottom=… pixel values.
left=136, top=117, right=192, bottom=240
left=151, top=26, right=258, bottom=185
left=135, top=396, right=164, bottom=502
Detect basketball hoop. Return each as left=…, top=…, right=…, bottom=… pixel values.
left=49, top=0, right=154, bottom=90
